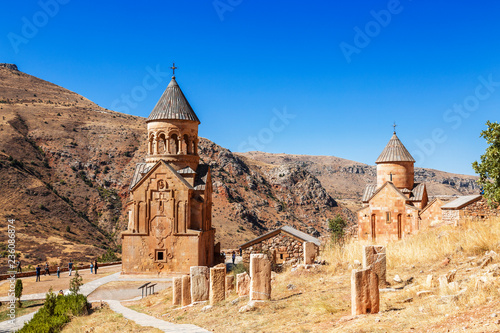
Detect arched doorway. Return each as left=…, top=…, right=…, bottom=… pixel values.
left=397, top=214, right=402, bottom=240
left=371, top=214, right=376, bottom=240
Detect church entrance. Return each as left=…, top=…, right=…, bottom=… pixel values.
left=371, top=214, right=376, bottom=240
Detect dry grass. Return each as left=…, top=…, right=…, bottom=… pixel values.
left=122, top=218, right=500, bottom=332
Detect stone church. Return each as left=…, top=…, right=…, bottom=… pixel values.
left=122, top=71, right=215, bottom=275
left=358, top=130, right=428, bottom=241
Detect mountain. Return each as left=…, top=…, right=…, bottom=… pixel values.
left=0, top=64, right=479, bottom=268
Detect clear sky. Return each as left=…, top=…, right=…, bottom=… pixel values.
left=1, top=1, right=499, bottom=175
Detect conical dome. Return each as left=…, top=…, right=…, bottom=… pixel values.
left=147, top=77, right=200, bottom=123
left=375, top=133, right=415, bottom=163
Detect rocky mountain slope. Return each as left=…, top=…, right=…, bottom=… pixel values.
left=239, top=152, right=479, bottom=211
left=0, top=64, right=479, bottom=268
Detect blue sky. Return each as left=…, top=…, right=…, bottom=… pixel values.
left=1, top=1, right=499, bottom=175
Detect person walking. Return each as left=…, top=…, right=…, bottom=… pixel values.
left=16, top=260, right=21, bottom=273
left=57, top=266, right=60, bottom=278
left=94, top=260, right=98, bottom=275
left=239, top=247, right=242, bottom=256
left=90, top=262, right=94, bottom=274
left=35, top=265, right=41, bottom=282
left=68, top=261, right=73, bottom=276
left=232, top=251, right=236, bottom=265
left=44, top=262, right=49, bottom=276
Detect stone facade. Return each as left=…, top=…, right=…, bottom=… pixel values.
left=358, top=132, right=428, bottom=242
left=442, top=197, right=500, bottom=225
left=122, top=76, right=215, bottom=275
left=358, top=183, right=420, bottom=241
left=241, top=227, right=320, bottom=267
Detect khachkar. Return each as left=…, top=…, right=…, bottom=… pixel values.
left=122, top=64, right=215, bottom=275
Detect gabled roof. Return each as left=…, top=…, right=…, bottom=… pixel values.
left=129, top=160, right=194, bottom=192
left=129, top=163, right=152, bottom=190
left=408, top=183, right=426, bottom=202
left=240, top=225, right=321, bottom=249
left=441, top=195, right=482, bottom=210
left=194, top=164, right=210, bottom=191
left=147, top=77, right=200, bottom=123
left=362, top=184, right=377, bottom=203
left=376, top=133, right=415, bottom=163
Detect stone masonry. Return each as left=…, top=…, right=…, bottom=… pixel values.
left=181, top=275, right=191, bottom=306
left=250, top=254, right=272, bottom=301
left=172, top=276, right=182, bottom=305
left=209, top=266, right=225, bottom=305
left=236, top=272, right=250, bottom=296
left=362, top=245, right=386, bottom=288
left=190, top=266, right=209, bottom=302
left=351, top=267, right=380, bottom=316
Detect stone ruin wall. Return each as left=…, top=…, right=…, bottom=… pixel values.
left=462, top=198, right=500, bottom=220
left=242, top=233, right=305, bottom=265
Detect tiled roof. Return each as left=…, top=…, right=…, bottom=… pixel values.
left=362, top=184, right=377, bottom=203
left=376, top=133, right=415, bottom=163
left=194, top=164, right=210, bottom=191
left=441, top=195, right=482, bottom=210
left=409, top=183, right=425, bottom=202
left=129, top=163, right=152, bottom=190
left=240, top=225, right=321, bottom=249
left=147, top=77, right=200, bottom=123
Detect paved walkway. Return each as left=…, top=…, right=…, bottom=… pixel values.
left=105, top=300, right=210, bottom=333
left=0, top=272, right=121, bottom=332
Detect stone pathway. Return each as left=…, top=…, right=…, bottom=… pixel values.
left=105, top=300, right=210, bottom=333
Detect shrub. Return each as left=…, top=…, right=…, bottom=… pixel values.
left=328, top=214, right=347, bottom=244
left=18, top=291, right=88, bottom=333
left=65, top=226, right=70, bottom=233
left=98, top=248, right=119, bottom=263
left=69, top=270, right=82, bottom=295
left=15, top=279, right=23, bottom=307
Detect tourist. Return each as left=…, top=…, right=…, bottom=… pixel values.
left=58, top=290, right=63, bottom=296
left=232, top=251, right=236, bottom=265
left=35, top=265, right=41, bottom=282
left=94, top=260, right=98, bottom=275
left=68, top=261, right=73, bottom=276
left=44, top=262, right=49, bottom=276
left=16, top=260, right=21, bottom=273
left=90, top=262, right=94, bottom=274
left=57, top=266, right=60, bottom=278
left=239, top=247, right=242, bottom=256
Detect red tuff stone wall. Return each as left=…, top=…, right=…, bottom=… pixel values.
left=242, top=232, right=318, bottom=266
left=461, top=197, right=500, bottom=220
left=376, top=162, right=414, bottom=190
left=420, top=199, right=447, bottom=228
left=358, top=184, right=419, bottom=242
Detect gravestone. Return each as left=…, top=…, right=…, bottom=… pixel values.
left=250, top=254, right=272, bottom=301
left=190, top=266, right=210, bottom=302
left=172, top=276, right=182, bottom=305
left=210, top=266, right=226, bottom=305
left=362, top=245, right=386, bottom=288
left=351, top=267, right=379, bottom=316
left=236, top=272, right=250, bottom=296
left=181, top=275, right=191, bottom=306
left=303, top=242, right=316, bottom=264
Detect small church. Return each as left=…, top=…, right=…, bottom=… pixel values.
left=358, top=129, right=428, bottom=241
left=122, top=66, right=215, bottom=275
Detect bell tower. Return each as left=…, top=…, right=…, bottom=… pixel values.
left=145, top=64, right=200, bottom=171
left=375, top=126, right=415, bottom=190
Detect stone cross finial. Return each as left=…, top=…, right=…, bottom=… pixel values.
left=393, top=122, right=397, bottom=134
left=171, top=62, right=178, bottom=78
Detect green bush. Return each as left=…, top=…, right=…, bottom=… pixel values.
left=15, top=279, right=23, bottom=307
left=18, top=291, right=88, bottom=333
left=328, top=214, right=347, bottom=244
left=98, top=248, right=119, bottom=263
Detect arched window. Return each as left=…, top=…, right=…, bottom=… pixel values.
left=170, top=134, right=179, bottom=154
left=184, top=134, right=190, bottom=154
left=149, top=133, right=155, bottom=155
left=157, top=133, right=167, bottom=154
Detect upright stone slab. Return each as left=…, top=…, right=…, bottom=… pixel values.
left=172, top=276, right=182, bottom=305
left=236, top=272, right=250, bottom=296
left=303, top=242, right=316, bottom=265
left=226, top=275, right=235, bottom=292
left=190, top=266, right=210, bottom=302
left=210, top=266, right=226, bottom=305
left=362, top=245, right=386, bottom=288
left=250, top=253, right=272, bottom=301
left=181, top=275, right=191, bottom=306
left=351, top=267, right=379, bottom=316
